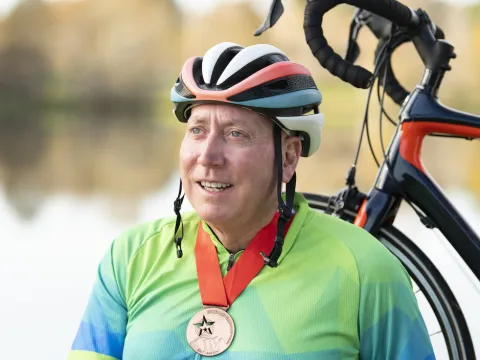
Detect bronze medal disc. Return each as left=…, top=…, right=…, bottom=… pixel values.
left=186, top=308, right=235, bottom=356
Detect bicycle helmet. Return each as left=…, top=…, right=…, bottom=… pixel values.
left=171, top=42, right=324, bottom=157
left=171, top=42, right=325, bottom=267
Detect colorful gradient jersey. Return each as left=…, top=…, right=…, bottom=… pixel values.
left=68, top=193, right=435, bottom=360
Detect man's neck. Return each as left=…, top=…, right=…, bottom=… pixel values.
left=207, top=208, right=277, bottom=253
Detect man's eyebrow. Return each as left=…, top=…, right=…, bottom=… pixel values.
left=224, top=118, right=255, bottom=128
left=223, top=119, right=242, bottom=127
left=188, top=117, right=207, bottom=125
left=189, top=116, right=250, bottom=128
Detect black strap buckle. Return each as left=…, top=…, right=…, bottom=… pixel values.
left=174, top=196, right=184, bottom=214
left=278, top=203, right=292, bottom=221
left=260, top=251, right=279, bottom=268
left=260, top=235, right=284, bottom=268
left=174, top=236, right=183, bottom=258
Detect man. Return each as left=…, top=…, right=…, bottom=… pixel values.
left=68, top=42, right=435, bottom=359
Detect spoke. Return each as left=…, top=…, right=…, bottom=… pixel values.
left=430, top=330, right=442, bottom=337
left=415, top=288, right=422, bottom=295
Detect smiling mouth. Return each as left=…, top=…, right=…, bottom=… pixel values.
left=198, top=181, right=233, bottom=192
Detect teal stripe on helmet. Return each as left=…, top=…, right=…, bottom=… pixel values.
left=231, top=89, right=322, bottom=108
left=171, top=87, right=194, bottom=103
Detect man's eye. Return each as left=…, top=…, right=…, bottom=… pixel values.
left=191, top=127, right=201, bottom=134
left=230, top=131, right=242, bottom=138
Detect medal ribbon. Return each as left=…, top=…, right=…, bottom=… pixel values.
left=195, top=212, right=293, bottom=308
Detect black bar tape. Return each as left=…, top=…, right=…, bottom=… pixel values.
left=304, top=0, right=415, bottom=88
left=346, top=0, right=413, bottom=27
left=304, top=0, right=373, bottom=88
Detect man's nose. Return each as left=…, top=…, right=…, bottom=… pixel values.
left=197, top=134, right=225, bottom=167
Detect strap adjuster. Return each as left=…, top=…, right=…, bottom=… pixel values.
left=174, top=196, right=184, bottom=214
left=278, top=203, right=292, bottom=221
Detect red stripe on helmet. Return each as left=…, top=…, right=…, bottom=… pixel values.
left=180, top=58, right=312, bottom=102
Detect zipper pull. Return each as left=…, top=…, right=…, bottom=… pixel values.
left=227, top=252, right=235, bottom=271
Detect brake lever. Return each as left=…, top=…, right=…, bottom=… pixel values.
left=253, top=0, right=284, bottom=36
left=345, top=9, right=371, bottom=62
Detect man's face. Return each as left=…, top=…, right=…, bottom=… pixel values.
left=179, top=104, right=278, bottom=227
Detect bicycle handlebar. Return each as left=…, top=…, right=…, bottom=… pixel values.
left=304, top=0, right=419, bottom=89
left=369, top=13, right=446, bottom=105
left=255, top=0, right=453, bottom=104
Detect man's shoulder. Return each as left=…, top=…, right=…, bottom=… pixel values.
left=303, top=208, right=407, bottom=281
left=111, top=210, right=200, bottom=261
left=302, top=207, right=379, bottom=247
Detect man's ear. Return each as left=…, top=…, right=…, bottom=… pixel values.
left=282, top=136, right=302, bottom=183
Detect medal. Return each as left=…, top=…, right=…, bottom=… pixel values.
left=187, top=213, right=293, bottom=355
left=186, top=307, right=235, bottom=356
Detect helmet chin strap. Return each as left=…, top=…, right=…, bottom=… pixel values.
left=173, top=179, right=185, bottom=258
left=261, top=124, right=296, bottom=268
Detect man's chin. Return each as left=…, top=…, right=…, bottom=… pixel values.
left=195, top=204, right=233, bottom=224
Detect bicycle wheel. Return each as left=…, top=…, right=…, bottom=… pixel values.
left=303, top=192, right=475, bottom=360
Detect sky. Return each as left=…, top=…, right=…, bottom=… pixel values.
left=1, top=0, right=479, bottom=18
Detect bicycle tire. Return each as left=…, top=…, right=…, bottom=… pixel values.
left=303, top=192, right=475, bottom=360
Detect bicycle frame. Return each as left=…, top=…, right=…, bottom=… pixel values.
left=353, top=84, right=480, bottom=281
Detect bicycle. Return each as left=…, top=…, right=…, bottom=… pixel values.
left=255, top=0, right=480, bottom=359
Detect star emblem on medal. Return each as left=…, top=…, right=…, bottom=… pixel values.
left=194, top=315, right=216, bottom=336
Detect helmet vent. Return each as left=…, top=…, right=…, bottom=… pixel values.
left=265, top=79, right=288, bottom=91
left=209, top=48, right=242, bottom=86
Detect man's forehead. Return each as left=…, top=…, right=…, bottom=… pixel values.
left=189, top=105, right=270, bottom=127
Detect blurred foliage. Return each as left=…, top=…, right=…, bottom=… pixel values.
left=0, top=0, right=479, bottom=218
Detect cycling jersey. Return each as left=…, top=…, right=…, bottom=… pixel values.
left=68, top=192, right=435, bottom=360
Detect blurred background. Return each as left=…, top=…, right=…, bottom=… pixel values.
left=0, top=0, right=479, bottom=359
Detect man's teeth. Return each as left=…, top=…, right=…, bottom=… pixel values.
left=200, top=181, right=232, bottom=191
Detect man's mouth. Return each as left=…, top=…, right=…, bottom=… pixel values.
left=198, top=181, right=233, bottom=192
